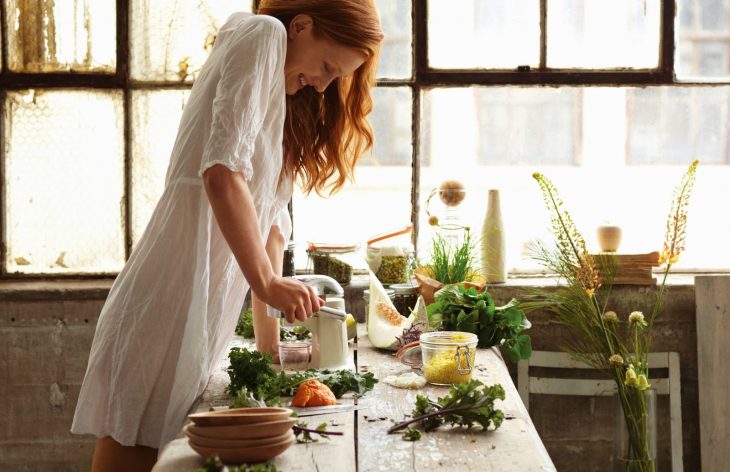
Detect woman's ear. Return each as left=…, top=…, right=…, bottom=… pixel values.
left=288, top=14, right=313, bottom=39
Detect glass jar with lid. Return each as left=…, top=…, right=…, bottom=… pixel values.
left=397, top=331, right=478, bottom=385
left=366, top=225, right=414, bottom=285
left=306, top=242, right=358, bottom=284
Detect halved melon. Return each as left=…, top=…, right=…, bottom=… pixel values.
left=367, top=271, right=415, bottom=350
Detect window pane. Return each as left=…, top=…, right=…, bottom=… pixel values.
left=627, top=87, right=729, bottom=165
left=428, top=0, right=539, bottom=69
left=131, top=0, right=252, bottom=82
left=292, top=87, right=412, bottom=269
left=420, top=86, right=729, bottom=272
left=5, top=0, right=116, bottom=72
left=548, top=0, right=660, bottom=69
left=131, top=90, right=190, bottom=244
left=422, top=88, right=578, bottom=168
left=374, top=0, right=411, bottom=79
left=4, top=90, right=125, bottom=274
left=677, top=0, right=730, bottom=79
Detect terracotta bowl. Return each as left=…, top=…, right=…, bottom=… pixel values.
left=188, top=435, right=296, bottom=464
left=186, top=418, right=297, bottom=440
left=184, top=425, right=293, bottom=448
left=188, top=407, right=293, bottom=427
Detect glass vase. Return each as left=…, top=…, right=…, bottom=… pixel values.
left=613, top=388, right=657, bottom=472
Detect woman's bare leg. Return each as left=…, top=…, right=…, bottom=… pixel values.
left=91, top=436, right=158, bottom=472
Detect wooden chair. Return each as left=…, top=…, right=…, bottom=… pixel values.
left=517, top=351, right=683, bottom=472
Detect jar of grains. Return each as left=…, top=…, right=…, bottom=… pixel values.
left=366, top=225, right=414, bottom=285
left=419, top=331, right=477, bottom=385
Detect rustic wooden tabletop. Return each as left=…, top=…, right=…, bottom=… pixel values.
left=153, top=325, right=556, bottom=471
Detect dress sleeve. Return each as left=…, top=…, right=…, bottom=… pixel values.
left=199, top=17, right=285, bottom=180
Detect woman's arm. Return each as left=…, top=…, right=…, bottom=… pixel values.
left=251, top=225, right=285, bottom=359
left=203, top=164, right=322, bottom=323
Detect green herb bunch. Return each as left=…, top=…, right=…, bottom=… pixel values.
left=423, top=228, right=480, bottom=284
left=388, top=379, right=505, bottom=434
left=426, top=284, right=532, bottom=361
left=226, top=348, right=377, bottom=407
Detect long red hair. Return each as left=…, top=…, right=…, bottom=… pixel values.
left=257, top=0, right=383, bottom=196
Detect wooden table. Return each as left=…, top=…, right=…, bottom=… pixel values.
left=153, top=325, right=555, bottom=471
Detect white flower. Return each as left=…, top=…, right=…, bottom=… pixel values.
left=609, top=354, right=624, bottom=365
left=602, top=311, right=619, bottom=323
left=628, top=311, right=645, bottom=323
left=628, top=311, right=648, bottom=328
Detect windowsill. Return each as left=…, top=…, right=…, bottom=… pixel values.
left=0, top=272, right=706, bottom=303
left=0, top=278, right=113, bottom=301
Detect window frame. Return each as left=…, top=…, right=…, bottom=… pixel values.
left=0, top=0, right=727, bottom=278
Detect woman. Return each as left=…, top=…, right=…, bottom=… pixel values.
left=70, top=1, right=383, bottom=470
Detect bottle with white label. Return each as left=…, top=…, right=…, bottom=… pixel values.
left=480, top=189, right=506, bottom=283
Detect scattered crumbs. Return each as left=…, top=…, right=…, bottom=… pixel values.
left=491, top=445, right=496, bottom=450
left=470, top=439, right=476, bottom=443
left=379, top=416, right=387, bottom=421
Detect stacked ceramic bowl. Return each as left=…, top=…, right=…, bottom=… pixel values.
left=185, top=407, right=296, bottom=464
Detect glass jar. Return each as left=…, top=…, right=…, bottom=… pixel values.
left=389, top=283, right=419, bottom=317
left=366, top=245, right=413, bottom=285
left=419, top=331, right=477, bottom=385
left=279, top=340, right=311, bottom=372
left=283, top=241, right=296, bottom=277
left=307, top=242, right=357, bottom=284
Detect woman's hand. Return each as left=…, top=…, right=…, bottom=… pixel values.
left=258, top=276, right=324, bottom=323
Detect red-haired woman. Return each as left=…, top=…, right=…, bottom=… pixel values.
left=71, top=1, right=383, bottom=470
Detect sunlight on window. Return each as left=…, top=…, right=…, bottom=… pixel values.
left=131, top=0, right=251, bottom=82
left=420, top=87, right=730, bottom=272
left=131, top=90, right=190, bottom=244
left=548, top=0, right=660, bottom=69
left=676, top=0, right=730, bottom=79
left=428, top=0, right=539, bottom=69
left=5, top=90, right=125, bottom=274
left=5, top=0, right=116, bottom=72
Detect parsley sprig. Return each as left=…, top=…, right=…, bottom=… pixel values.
left=388, top=380, right=505, bottom=434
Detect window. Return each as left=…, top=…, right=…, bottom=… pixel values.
left=1, top=0, right=728, bottom=277
left=294, top=0, right=730, bottom=273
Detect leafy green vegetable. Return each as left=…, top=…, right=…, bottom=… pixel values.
left=279, top=368, right=378, bottom=399
left=235, top=309, right=311, bottom=341
left=229, top=386, right=266, bottom=408
left=226, top=348, right=282, bottom=405
left=388, top=380, right=505, bottom=434
left=402, top=428, right=422, bottom=441
left=427, top=284, right=532, bottom=361
left=194, top=455, right=278, bottom=472
left=226, top=348, right=378, bottom=407
left=235, top=309, right=255, bottom=338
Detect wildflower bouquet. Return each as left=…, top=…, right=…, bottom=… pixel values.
left=527, top=161, right=698, bottom=472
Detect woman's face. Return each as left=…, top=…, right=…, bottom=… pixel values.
left=284, top=15, right=367, bottom=95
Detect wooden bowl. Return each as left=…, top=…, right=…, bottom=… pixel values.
left=188, top=407, right=293, bottom=427
left=184, top=425, right=293, bottom=448
left=185, top=418, right=297, bottom=440
left=188, top=435, right=296, bottom=464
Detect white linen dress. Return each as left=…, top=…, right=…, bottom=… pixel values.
left=71, top=12, right=292, bottom=450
